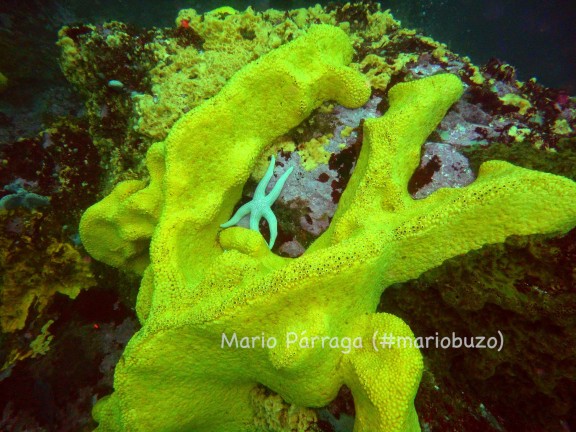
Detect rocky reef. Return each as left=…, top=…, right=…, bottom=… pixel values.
left=1, top=2, right=575, bottom=431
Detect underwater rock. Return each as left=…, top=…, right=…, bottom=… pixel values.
left=1, top=1, right=575, bottom=431
left=78, top=17, right=576, bottom=431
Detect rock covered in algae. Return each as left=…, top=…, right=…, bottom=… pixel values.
left=77, top=17, right=576, bottom=432
left=43, top=2, right=576, bottom=431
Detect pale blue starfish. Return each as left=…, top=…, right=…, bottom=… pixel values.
left=221, top=156, right=294, bottom=249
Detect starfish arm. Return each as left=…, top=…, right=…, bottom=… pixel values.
left=220, top=201, right=253, bottom=228
left=249, top=208, right=261, bottom=231
left=262, top=208, right=278, bottom=249
left=254, top=156, right=276, bottom=197
left=266, top=166, right=294, bottom=203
